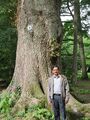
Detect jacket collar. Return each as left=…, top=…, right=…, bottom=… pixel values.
left=52, top=74, right=61, bottom=78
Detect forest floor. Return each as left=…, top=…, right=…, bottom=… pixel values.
left=0, top=80, right=90, bottom=103
left=71, top=80, right=90, bottom=103
left=0, top=80, right=90, bottom=120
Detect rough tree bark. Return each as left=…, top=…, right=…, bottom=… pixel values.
left=8, top=0, right=62, bottom=109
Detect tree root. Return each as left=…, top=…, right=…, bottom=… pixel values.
left=66, top=95, right=90, bottom=118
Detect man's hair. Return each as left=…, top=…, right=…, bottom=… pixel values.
left=51, top=65, right=60, bottom=70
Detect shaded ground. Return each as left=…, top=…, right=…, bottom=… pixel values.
left=71, top=80, right=90, bottom=103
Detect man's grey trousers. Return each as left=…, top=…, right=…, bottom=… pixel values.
left=52, top=94, right=66, bottom=120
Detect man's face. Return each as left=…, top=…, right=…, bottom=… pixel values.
left=52, top=67, right=60, bottom=76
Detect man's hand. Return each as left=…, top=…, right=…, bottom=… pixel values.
left=48, top=99, right=53, bottom=106
left=48, top=102, right=52, bottom=106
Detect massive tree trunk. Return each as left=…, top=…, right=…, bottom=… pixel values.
left=8, top=0, right=62, bottom=108
left=75, top=0, right=88, bottom=80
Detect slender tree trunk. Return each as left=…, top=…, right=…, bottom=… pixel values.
left=72, top=32, right=78, bottom=84
left=75, top=0, right=88, bottom=80
left=72, top=0, right=78, bottom=83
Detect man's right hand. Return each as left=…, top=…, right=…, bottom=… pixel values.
left=48, top=100, right=53, bottom=106
left=48, top=102, right=51, bottom=106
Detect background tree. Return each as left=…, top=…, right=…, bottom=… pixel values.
left=72, top=0, right=78, bottom=83
left=75, top=0, right=88, bottom=80
left=61, top=0, right=89, bottom=81
left=0, top=0, right=17, bottom=81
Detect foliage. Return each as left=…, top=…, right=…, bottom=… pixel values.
left=0, top=92, right=12, bottom=115
left=0, top=0, right=17, bottom=81
left=61, top=20, right=90, bottom=80
left=0, top=89, right=21, bottom=119
left=31, top=105, right=54, bottom=120
left=17, top=109, right=26, bottom=117
left=16, top=104, right=54, bottom=120
left=50, top=38, right=60, bottom=57
left=81, top=117, right=90, bottom=120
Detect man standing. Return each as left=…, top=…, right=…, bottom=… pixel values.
left=48, top=66, right=70, bottom=120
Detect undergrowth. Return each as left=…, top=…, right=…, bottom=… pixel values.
left=0, top=88, right=89, bottom=120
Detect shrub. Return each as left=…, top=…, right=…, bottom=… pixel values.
left=27, top=104, right=54, bottom=120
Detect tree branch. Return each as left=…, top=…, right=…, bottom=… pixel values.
left=67, top=0, right=74, bottom=19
